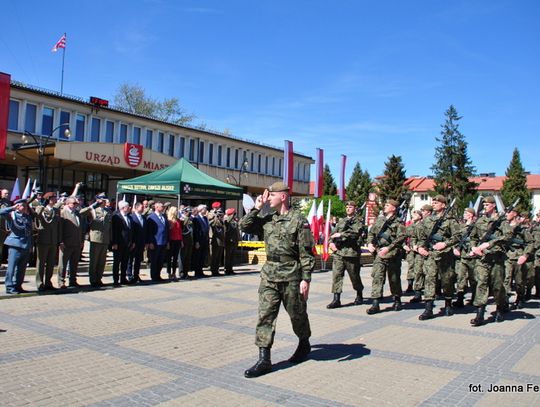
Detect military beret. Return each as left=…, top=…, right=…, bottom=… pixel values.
left=464, top=208, right=476, bottom=216
left=14, top=198, right=27, bottom=205
left=225, top=208, right=236, bottom=215
left=345, top=201, right=357, bottom=207
left=211, top=201, right=221, bottom=209
left=483, top=195, right=495, bottom=204
left=386, top=199, right=399, bottom=208
left=43, top=192, right=56, bottom=200
left=268, top=181, right=289, bottom=192
left=432, top=195, right=447, bottom=204
left=421, top=204, right=433, bottom=212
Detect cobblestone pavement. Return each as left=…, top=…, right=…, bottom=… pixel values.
left=1, top=262, right=539, bottom=406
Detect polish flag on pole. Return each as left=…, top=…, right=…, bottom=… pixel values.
left=51, top=34, right=66, bottom=52
left=322, top=199, right=332, bottom=261
left=339, top=154, right=347, bottom=201
left=314, top=148, right=324, bottom=198
left=10, top=178, right=21, bottom=201
left=22, top=179, right=32, bottom=199
left=316, top=200, right=324, bottom=242
left=283, top=140, right=294, bottom=193
left=307, top=199, right=319, bottom=254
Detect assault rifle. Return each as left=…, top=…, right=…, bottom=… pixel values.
left=424, top=198, right=456, bottom=249
left=458, top=221, right=476, bottom=251
left=479, top=197, right=520, bottom=244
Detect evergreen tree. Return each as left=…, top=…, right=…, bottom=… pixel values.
left=500, top=148, right=531, bottom=213
left=377, top=155, right=407, bottom=205
left=430, top=105, right=477, bottom=213
left=323, top=164, right=338, bottom=196
left=346, top=162, right=372, bottom=206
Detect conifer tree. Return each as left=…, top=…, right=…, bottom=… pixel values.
left=323, top=164, right=338, bottom=195
left=346, top=162, right=372, bottom=206
left=500, top=148, right=531, bottom=213
left=377, top=155, right=407, bottom=205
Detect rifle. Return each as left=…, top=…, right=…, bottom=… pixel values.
left=373, top=214, right=396, bottom=248
left=424, top=198, right=456, bottom=249
left=479, top=197, right=520, bottom=244
left=458, top=221, right=476, bottom=251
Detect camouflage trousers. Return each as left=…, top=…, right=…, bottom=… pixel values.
left=406, top=251, right=416, bottom=280
left=331, top=255, right=363, bottom=294
left=455, top=257, right=476, bottom=293
left=473, top=253, right=507, bottom=307
left=370, top=255, right=402, bottom=299
left=255, top=279, right=311, bottom=348
left=412, top=254, right=425, bottom=291
left=514, top=262, right=535, bottom=296
left=423, top=252, right=455, bottom=301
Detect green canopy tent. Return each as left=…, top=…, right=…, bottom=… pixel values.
left=116, top=158, right=243, bottom=205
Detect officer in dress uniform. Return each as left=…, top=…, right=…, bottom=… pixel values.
left=34, top=192, right=61, bottom=291
left=224, top=208, right=240, bottom=275
left=88, top=194, right=113, bottom=287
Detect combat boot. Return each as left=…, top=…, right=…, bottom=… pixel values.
left=409, top=291, right=422, bottom=303
left=392, top=296, right=402, bottom=311
left=326, top=293, right=341, bottom=309
left=288, top=338, right=311, bottom=363
left=405, top=279, right=414, bottom=294
left=524, top=287, right=532, bottom=301
left=470, top=306, right=485, bottom=326
left=366, top=299, right=380, bottom=315
left=353, top=291, right=363, bottom=305
left=494, top=305, right=505, bottom=323
left=244, top=347, right=272, bottom=378
left=512, top=295, right=524, bottom=310
left=452, top=291, right=465, bottom=308
left=443, top=299, right=454, bottom=316
left=418, top=300, right=434, bottom=320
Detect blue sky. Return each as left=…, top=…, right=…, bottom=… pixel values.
left=2, top=0, right=539, bottom=182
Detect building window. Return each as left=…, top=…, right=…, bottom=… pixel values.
left=41, top=107, right=54, bottom=136
left=178, top=136, right=185, bottom=158
left=217, top=145, right=222, bottom=166
left=234, top=149, right=239, bottom=169
left=168, top=134, right=175, bottom=156
left=105, top=121, right=114, bottom=143
left=209, top=143, right=214, bottom=165
left=75, top=114, right=85, bottom=141
left=133, top=126, right=141, bottom=145
left=189, top=139, right=195, bottom=161
left=420, top=193, right=429, bottom=201
left=90, top=118, right=100, bottom=142
left=304, top=164, right=309, bottom=181
left=145, top=130, right=153, bottom=149
left=59, top=111, right=70, bottom=140
left=24, top=103, right=37, bottom=133
left=199, top=141, right=205, bottom=163
left=250, top=152, right=254, bottom=172
left=272, top=157, right=276, bottom=176
left=157, top=132, right=164, bottom=153
left=258, top=154, right=262, bottom=173
left=119, top=124, right=128, bottom=143
left=279, top=158, right=282, bottom=177
left=8, top=100, right=19, bottom=130
left=226, top=147, right=231, bottom=168
left=265, top=157, right=269, bottom=175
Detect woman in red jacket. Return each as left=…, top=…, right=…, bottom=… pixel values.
left=167, top=206, right=183, bottom=281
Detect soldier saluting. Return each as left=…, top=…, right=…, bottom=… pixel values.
left=239, top=182, right=315, bottom=378
left=326, top=200, right=365, bottom=309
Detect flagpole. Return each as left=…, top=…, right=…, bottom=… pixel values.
left=60, top=33, right=66, bottom=94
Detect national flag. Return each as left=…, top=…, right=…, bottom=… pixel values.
left=32, top=179, right=38, bottom=193
left=322, top=199, right=332, bottom=261
left=307, top=199, right=318, bottom=243
left=22, top=178, right=32, bottom=199
left=314, top=148, right=324, bottom=198
left=10, top=178, right=21, bottom=201
left=283, top=140, right=294, bottom=193
left=339, top=154, right=347, bottom=200
left=51, top=34, right=66, bottom=52
left=316, top=200, right=324, bottom=242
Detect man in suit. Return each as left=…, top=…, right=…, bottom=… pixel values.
left=88, top=194, right=113, bottom=287
left=128, top=201, right=146, bottom=283
left=111, top=200, right=135, bottom=286
left=58, top=196, right=92, bottom=288
left=146, top=201, right=169, bottom=282
left=192, top=204, right=210, bottom=278
left=34, top=192, right=61, bottom=291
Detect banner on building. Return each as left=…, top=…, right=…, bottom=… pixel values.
left=0, top=72, right=10, bottom=160
left=283, top=140, right=294, bottom=193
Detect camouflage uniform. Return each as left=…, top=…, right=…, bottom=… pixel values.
left=532, top=222, right=540, bottom=297
left=87, top=205, right=113, bottom=285
left=329, top=215, right=364, bottom=295
left=455, top=222, right=477, bottom=299
left=412, top=221, right=426, bottom=292
left=366, top=215, right=406, bottom=299
left=240, top=208, right=315, bottom=348
left=224, top=215, right=240, bottom=274
left=209, top=215, right=225, bottom=275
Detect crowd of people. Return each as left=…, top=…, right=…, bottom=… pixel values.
left=0, top=184, right=241, bottom=294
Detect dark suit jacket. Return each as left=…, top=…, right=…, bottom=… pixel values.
left=111, top=212, right=134, bottom=248
left=129, top=213, right=146, bottom=247
left=146, top=212, right=169, bottom=246
left=193, top=215, right=210, bottom=246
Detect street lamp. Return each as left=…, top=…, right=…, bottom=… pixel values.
left=21, top=123, right=71, bottom=190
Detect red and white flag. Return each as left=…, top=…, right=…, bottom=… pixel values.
left=283, top=140, right=294, bottom=193
left=51, top=34, right=66, bottom=52
left=322, top=199, right=332, bottom=261
left=339, top=154, right=347, bottom=201
left=316, top=200, right=324, bottom=242
left=22, top=178, right=32, bottom=199
left=314, top=148, right=324, bottom=198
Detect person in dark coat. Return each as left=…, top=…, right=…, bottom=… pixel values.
left=111, top=200, right=135, bottom=286
left=145, top=201, right=169, bottom=282
left=127, top=201, right=146, bottom=283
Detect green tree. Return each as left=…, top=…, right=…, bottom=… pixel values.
left=114, top=83, right=195, bottom=125
left=431, top=105, right=477, bottom=213
left=377, top=155, right=407, bottom=206
left=346, top=162, right=372, bottom=206
left=323, top=164, right=338, bottom=196
left=500, top=148, right=531, bottom=213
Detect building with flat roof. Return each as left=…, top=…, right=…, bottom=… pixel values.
left=1, top=76, right=313, bottom=206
